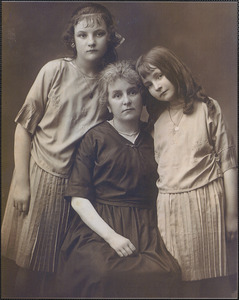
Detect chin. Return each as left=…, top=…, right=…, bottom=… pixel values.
left=86, top=54, right=101, bottom=61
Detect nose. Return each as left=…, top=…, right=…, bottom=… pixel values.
left=153, top=80, right=162, bottom=92
left=122, top=94, right=132, bottom=105
left=88, top=35, right=96, bottom=47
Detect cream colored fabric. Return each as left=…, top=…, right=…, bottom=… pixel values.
left=15, top=58, right=108, bottom=178
left=154, top=98, right=237, bottom=281
left=157, top=178, right=228, bottom=281
left=154, top=99, right=237, bottom=193
left=1, top=158, right=71, bottom=272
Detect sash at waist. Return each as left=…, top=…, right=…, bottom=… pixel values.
left=95, top=197, right=152, bottom=209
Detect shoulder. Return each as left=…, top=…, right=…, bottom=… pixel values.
left=40, top=58, right=72, bottom=73
left=199, top=97, right=221, bottom=110
left=208, top=97, right=222, bottom=112
left=194, top=97, right=221, bottom=115
left=83, top=121, right=107, bottom=139
left=200, top=98, right=223, bottom=120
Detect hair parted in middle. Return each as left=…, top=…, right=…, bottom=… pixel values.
left=98, top=60, right=146, bottom=106
left=62, top=2, right=123, bottom=65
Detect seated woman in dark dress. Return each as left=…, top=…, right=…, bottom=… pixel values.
left=54, top=60, right=182, bottom=298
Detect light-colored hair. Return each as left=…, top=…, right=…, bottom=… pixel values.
left=98, top=60, right=145, bottom=105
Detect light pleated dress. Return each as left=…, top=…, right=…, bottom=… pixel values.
left=154, top=99, right=237, bottom=281
left=1, top=58, right=109, bottom=272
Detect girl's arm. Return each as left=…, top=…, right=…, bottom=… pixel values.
left=13, top=123, right=32, bottom=213
left=71, top=197, right=136, bottom=257
left=223, top=167, right=238, bottom=241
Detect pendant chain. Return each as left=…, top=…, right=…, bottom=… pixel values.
left=168, top=108, right=184, bottom=131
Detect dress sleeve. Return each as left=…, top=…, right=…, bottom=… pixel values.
left=15, top=60, right=60, bottom=134
left=209, top=99, right=237, bottom=173
left=65, top=131, right=96, bottom=202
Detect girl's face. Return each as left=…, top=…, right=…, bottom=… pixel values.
left=74, top=18, right=110, bottom=63
left=141, top=64, right=177, bottom=103
left=107, top=78, right=143, bottom=123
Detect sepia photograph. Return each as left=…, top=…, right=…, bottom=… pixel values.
left=1, top=1, right=238, bottom=298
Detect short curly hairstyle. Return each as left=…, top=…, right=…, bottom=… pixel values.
left=62, top=2, right=120, bottom=65
left=98, top=60, right=146, bottom=106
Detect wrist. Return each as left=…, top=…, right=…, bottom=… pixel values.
left=15, top=177, right=30, bottom=188
left=103, top=228, right=116, bottom=243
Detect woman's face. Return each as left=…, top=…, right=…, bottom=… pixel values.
left=107, top=78, right=143, bottom=123
left=141, top=64, right=177, bottom=103
left=74, top=18, right=110, bottom=63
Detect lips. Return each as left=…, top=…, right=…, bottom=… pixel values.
left=160, top=90, right=167, bottom=97
left=122, top=108, right=134, bottom=112
left=87, top=50, right=98, bottom=53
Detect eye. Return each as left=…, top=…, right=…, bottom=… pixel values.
left=112, top=92, right=122, bottom=99
left=156, top=73, right=163, bottom=79
left=96, top=31, right=106, bottom=37
left=128, top=88, right=138, bottom=96
left=77, top=33, right=87, bottom=38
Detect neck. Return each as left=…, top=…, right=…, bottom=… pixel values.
left=111, top=118, right=140, bottom=134
left=74, top=57, right=102, bottom=77
left=169, top=97, right=185, bottom=110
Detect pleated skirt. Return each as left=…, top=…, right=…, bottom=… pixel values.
left=157, top=178, right=233, bottom=281
left=1, top=157, right=71, bottom=272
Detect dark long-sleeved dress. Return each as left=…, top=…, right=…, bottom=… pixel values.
left=54, top=121, right=182, bottom=298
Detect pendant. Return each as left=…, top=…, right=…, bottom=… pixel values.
left=174, top=126, right=179, bottom=131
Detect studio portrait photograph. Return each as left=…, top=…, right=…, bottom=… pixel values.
left=1, top=1, right=238, bottom=298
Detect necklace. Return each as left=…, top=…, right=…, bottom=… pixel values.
left=168, top=108, right=184, bottom=132
left=112, top=119, right=139, bottom=136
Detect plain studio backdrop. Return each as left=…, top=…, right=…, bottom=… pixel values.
left=2, top=1, right=237, bottom=219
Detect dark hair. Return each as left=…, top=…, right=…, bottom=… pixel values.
left=98, top=60, right=146, bottom=106
left=136, top=46, right=215, bottom=127
left=62, top=3, right=120, bottom=65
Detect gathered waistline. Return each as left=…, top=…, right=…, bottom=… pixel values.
left=95, top=198, right=152, bottom=209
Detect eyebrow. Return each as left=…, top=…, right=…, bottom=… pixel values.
left=152, top=70, right=162, bottom=78
left=127, top=86, right=138, bottom=91
left=111, top=89, right=121, bottom=94
left=75, top=27, right=106, bottom=33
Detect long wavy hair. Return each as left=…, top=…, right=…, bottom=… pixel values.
left=136, top=46, right=215, bottom=128
left=62, top=3, right=120, bottom=65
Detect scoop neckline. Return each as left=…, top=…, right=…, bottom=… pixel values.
left=68, top=60, right=99, bottom=79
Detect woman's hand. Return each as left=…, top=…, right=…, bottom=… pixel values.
left=225, top=213, right=238, bottom=242
left=13, top=183, right=30, bottom=214
left=106, top=232, right=136, bottom=257
left=71, top=197, right=137, bottom=257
